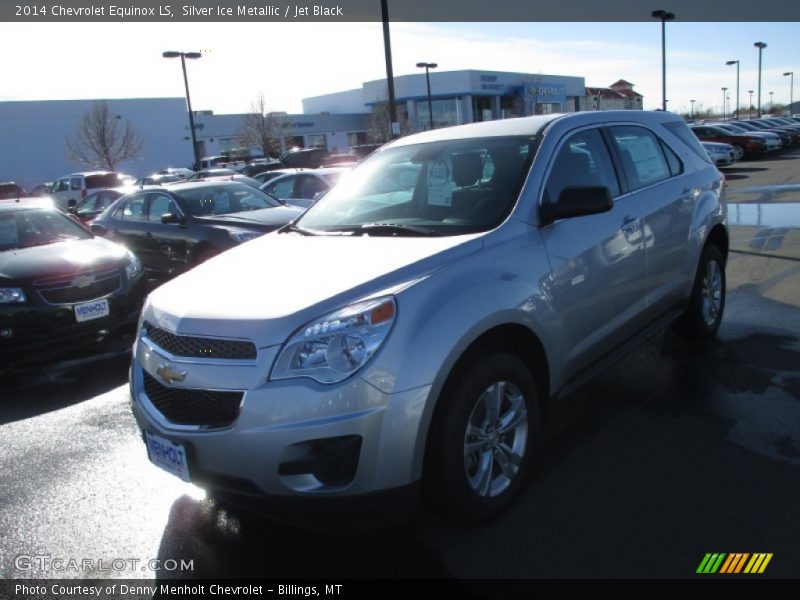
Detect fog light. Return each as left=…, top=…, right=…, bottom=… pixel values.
left=0, top=328, right=13, bottom=339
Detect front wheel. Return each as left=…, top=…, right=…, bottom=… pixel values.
left=673, top=244, right=726, bottom=340
left=425, top=353, right=540, bottom=522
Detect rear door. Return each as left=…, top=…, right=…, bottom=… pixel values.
left=606, top=125, right=693, bottom=311
left=539, top=126, right=647, bottom=375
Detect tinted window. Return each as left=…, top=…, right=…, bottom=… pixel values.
left=69, top=177, right=83, bottom=191
left=148, top=194, right=179, bottom=222
left=298, top=175, right=329, bottom=199
left=120, top=195, right=147, bottom=221
left=176, top=183, right=282, bottom=216
left=85, top=173, right=120, bottom=188
left=660, top=142, right=683, bottom=176
left=544, top=128, right=620, bottom=205
left=0, top=209, right=92, bottom=250
left=608, top=126, right=672, bottom=190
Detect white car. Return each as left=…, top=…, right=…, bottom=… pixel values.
left=49, top=171, right=125, bottom=210
left=701, top=142, right=737, bottom=166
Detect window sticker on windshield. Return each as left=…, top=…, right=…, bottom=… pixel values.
left=0, top=218, right=20, bottom=244
left=427, top=160, right=453, bottom=206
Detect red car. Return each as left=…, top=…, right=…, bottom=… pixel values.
left=690, top=125, right=767, bottom=159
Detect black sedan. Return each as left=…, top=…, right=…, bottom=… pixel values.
left=0, top=202, right=147, bottom=364
left=90, top=181, right=303, bottom=280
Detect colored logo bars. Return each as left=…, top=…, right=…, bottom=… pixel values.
left=697, top=553, right=773, bottom=574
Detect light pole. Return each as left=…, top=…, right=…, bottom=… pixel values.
left=163, top=50, right=202, bottom=169
left=721, top=87, right=728, bottom=119
left=754, top=42, right=767, bottom=117
left=769, top=91, right=774, bottom=113
left=380, top=0, right=399, bottom=139
left=652, top=9, right=676, bottom=111
left=748, top=90, right=754, bottom=118
left=416, top=62, right=438, bottom=130
left=783, top=72, right=794, bottom=114
left=726, top=60, right=740, bottom=118
left=690, top=98, right=695, bottom=119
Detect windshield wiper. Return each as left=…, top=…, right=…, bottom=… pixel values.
left=326, top=223, right=440, bottom=237
left=278, top=222, right=318, bottom=236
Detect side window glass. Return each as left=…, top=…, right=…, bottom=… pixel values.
left=268, top=177, right=296, bottom=199
left=148, top=194, right=178, bottom=222
left=299, top=176, right=329, bottom=198
left=661, top=142, right=683, bottom=177
left=120, top=195, right=147, bottom=221
left=544, top=128, right=620, bottom=205
left=608, top=125, right=672, bottom=191
left=70, top=177, right=83, bottom=191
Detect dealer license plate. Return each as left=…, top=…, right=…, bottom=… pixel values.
left=145, top=431, right=190, bottom=482
left=74, top=298, right=110, bottom=323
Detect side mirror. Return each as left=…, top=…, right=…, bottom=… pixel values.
left=540, top=186, right=614, bottom=225
left=160, top=213, right=183, bottom=225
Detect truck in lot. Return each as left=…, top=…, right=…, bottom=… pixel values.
left=129, top=110, right=728, bottom=525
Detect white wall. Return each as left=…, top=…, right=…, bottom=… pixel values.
left=0, top=98, right=192, bottom=191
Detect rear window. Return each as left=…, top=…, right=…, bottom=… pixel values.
left=85, top=173, right=120, bottom=188
left=662, top=121, right=711, bottom=163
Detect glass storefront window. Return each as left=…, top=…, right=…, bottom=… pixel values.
left=417, top=97, right=461, bottom=130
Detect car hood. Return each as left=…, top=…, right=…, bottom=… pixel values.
left=194, top=206, right=303, bottom=229
left=145, top=231, right=483, bottom=347
left=0, top=237, right=128, bottom=281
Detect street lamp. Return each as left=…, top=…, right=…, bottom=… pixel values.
left=652, top=10, right=675, bottom=111
left=754, top=42, right=767, bottom=117
left=726, top=60, right=740, bottom=118
left=769, top=91, right=774, bottom=113
left=748, top=90, right=754, bottom=118
left=416, top=62, right=438, bottom=130
left=163, top=50, right=202, bottom=169
left=690, top=98, right=695, bottom=119
left=721, top=87, right=728, bottom=119
left=784, top=72, right=794, bottom=114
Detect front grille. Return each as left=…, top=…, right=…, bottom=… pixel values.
left=37, top=273, right=121, bottom=305
left=143, top=371, right=243, bottom=428
left=144, top=322, right=257, bottom=360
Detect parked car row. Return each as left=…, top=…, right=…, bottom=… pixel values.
left=689, top=116, right=800, bottom=160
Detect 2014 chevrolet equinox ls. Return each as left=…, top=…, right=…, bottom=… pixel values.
left=130, top=111, right=727, bottom=524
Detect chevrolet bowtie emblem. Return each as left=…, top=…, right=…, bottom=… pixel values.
left=156, top=363, right=188, bottom=385
left=73, top=274, right=95, bottom=288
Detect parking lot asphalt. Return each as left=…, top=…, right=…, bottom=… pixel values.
left=1, top=153, right=798, bottom=581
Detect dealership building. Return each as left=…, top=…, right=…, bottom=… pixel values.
left=0, top=70, right=643, bottom=191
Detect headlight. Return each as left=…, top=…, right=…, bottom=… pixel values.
left=125, top=250, right=143, bottom=281
left=271, top=296, right=396, bottom=384
left=229, top=230, right=262, bottom=244
left=0, top=288, right=26, bottom=304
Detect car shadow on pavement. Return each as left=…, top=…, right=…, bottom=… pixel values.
left=0, top=351, right=130, bottom=425
left=153, top=495, right=452, bottom=579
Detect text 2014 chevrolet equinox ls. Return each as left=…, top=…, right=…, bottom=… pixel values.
left=130, top=111, right=727, bottom=524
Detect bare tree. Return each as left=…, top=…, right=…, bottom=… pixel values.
left=366, top=91, right=412, bottom=143
left=238, top=92, right=293, bottom=158
left=65, top=101, right=144, bottom=171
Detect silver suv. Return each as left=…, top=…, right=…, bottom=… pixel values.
left=130, top=111, right=727, bottom=523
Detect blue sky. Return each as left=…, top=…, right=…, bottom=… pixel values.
left=1, top=21, right=797, bottom=115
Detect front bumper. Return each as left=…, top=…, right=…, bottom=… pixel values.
left=129, top=333, right=431, bottom=516
left=0, top=276, right=147, bottom=364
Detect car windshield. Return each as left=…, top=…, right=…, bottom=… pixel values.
left=176, top=183, right=283, bottom=216
left=0, top=209, right=92, bottom=250
left=296, top=135, right=538, bottom=236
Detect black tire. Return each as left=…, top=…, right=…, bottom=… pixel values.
left=425, top=353, right=540, bottom=522
left=672, top=244, right=726, bottom=340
